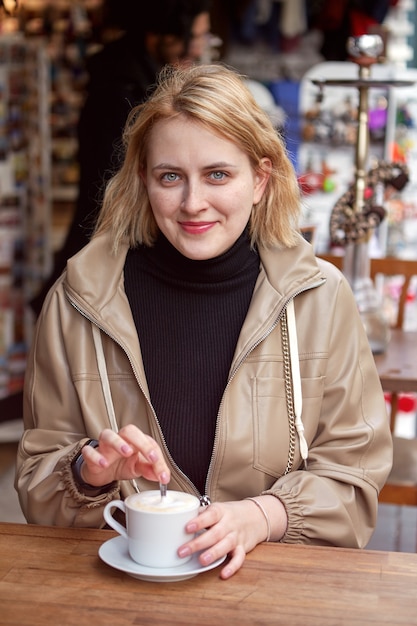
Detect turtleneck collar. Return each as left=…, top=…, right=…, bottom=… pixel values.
left=140, top=229, right=259, bottom=285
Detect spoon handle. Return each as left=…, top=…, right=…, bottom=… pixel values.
left=159, top=482, right=167, bottom=498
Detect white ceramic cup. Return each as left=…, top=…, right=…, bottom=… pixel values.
left=103, top=490, right=200, bottom=568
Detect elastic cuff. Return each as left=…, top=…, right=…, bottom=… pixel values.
left=63, top=443, right=119, bottom=504
left=262, top=488, right=304, bottom=543
left=71, top=439, right=115, bottom=496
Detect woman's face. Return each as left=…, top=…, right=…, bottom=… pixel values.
left=142, top=116, right=270, bottom=260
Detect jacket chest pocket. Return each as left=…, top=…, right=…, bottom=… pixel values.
left=252, top=376, right=324, bottom=477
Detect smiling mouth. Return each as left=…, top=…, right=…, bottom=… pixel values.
left=179, top=222, right=216, bottom=234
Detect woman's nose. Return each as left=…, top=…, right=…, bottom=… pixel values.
left=181, top=182, right=206, bottom=212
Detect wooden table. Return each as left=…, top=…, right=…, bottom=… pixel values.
left=374, top=329, right=417, bottom=394
left=1, top=523, right=417, bottom=625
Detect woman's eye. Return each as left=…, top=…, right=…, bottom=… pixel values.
left=209, top=171, right=227, bottom=181
left=162, top=172, right=179, bottom=182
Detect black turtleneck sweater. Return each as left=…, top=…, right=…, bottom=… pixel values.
left=124, top=231, right=260, bottom=494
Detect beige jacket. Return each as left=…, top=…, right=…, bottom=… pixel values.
left=16, top=232, right=392, bottom=545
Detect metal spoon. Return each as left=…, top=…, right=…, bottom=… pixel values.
left=159, top=482, right=167, bottom=501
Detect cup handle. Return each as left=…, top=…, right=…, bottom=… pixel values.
left=103, top=500, right=128, bottom=539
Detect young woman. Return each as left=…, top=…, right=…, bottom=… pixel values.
left=16, top=64, right=392, bottom=579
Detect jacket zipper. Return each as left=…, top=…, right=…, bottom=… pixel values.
left=66, top=294, right=202, bottom=501
left=204, top=278, right=325, bottom=497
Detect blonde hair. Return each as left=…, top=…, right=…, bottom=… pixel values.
left=95, top=63, right=301, bottom=251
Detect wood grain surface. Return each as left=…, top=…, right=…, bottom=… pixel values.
left=1, top=523, right=417, bottom=625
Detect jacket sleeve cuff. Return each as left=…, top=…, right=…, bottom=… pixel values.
left=262, top=488, right=306, bottom=543
left=63, top=443, right=120, bottom=506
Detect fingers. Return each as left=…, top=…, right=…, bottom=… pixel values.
left=179, top=518, right=245, bottom=580
left=219, top=546, right=246, bottom=580
left=178, top=502, right=251, bottom=579
left=98, top=426, right=154, bottom=458
left=82, top=426, right=170, bottom=485
left=116, top=425, right=171, bottom=484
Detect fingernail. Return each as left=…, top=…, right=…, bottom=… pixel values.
left=121, top=444, right=132, bottom=454
left=186, top=522, right=197, bottom=533
left=148, top=450, right=158, bottom=462
left=201, top=552, right=213, bottom=565
left=221, top=566, right=233, bottom=579
left=178, top=546, right=191, bottom=558
left=159, top=471, right=169, bottom=484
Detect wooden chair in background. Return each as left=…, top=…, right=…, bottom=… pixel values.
left=319, top=255, right=416, bottom=331
left=319, top=254, right=417, bottom=507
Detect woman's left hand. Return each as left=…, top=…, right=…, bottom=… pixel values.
left=177, top=496, right=287, bottom=579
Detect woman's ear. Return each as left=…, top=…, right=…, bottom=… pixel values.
left=253, top=158, right=272, bottom=204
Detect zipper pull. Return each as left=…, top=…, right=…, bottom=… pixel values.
left=200, top=495, right=211, bottom=507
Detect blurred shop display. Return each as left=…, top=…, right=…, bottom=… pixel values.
left=13, top=1, right=105, bottom=205
left=299, top=61, right=417, bottom=259
left=299, top=33, right=417, bottom=353
left=305, top=35, right=407, bottom=353
left=0, top=33, right=50, bottom=400
left=0, top=1, right=104, bottom=409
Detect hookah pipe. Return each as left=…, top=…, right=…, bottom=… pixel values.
left=328, top=35, right=410, bottom=248
left=329, top=159, right=409, bottom=246
left=311, top=35, right=414, bottom=253
left=348, top=35, right=381, bottom=228
left=311, top=34, right=414, bottom=352
left=312, top=35, right=413, bottom=253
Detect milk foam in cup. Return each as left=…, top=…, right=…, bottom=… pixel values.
left=103, top=490, right=200, bottom=568
left=130, top=490, right=198, bottom=513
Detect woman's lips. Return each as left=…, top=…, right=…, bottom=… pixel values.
left=179, top=221, right=216, bottom=235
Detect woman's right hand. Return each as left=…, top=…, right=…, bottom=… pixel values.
left=79, top=425, right=170, bottom=487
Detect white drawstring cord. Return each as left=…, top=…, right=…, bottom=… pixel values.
left=91, top=323, right=140, bottom=493
left=92, top=323, right=119, bottom=433
left=286, top=299, right=308, bottom=462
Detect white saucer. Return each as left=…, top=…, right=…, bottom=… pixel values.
left=99, top=535, right=226, bottom=582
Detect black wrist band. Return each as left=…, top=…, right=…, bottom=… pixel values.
left=71, top=439, right=115, bottom=495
